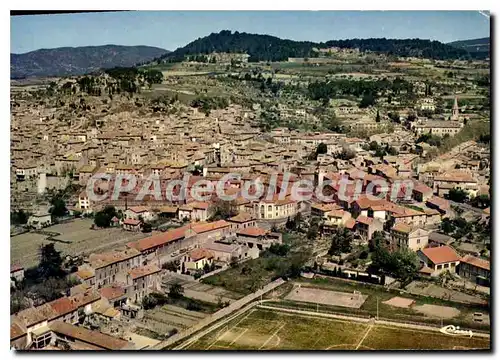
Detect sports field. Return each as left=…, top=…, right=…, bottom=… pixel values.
left=184, top=308, right=490, bottom=350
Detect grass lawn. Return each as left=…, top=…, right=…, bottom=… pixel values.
left=201, top=233, right=305, bottom=295
left=200, top=255, right=286, bottom=295
left=184, top=308, right=490, bottom=350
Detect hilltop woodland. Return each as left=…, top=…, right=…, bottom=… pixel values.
left=57, top=67, right=164, bottom=97
left=157, top=30, right=482, bottom=63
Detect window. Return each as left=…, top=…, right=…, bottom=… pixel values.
left=437, top=264, right=442, bottom=270
left=444, top=263, right=449, bottom=269
left=417, top=239, right=420, bottom=244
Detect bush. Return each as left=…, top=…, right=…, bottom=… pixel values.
left=186, top=300, right=201, bottom=311
left=359, top=251, right=368, bottom=260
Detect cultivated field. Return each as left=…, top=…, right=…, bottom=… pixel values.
left=185, top=308, right=490, bottom=350
left=10, top=219, right=150, bottom=268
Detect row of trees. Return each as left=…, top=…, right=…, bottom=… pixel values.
left=307, top=77, right=413, bottom=104
left=363, top=140, right=399, bottom=157
left=191, top=95, right=230, bottom=116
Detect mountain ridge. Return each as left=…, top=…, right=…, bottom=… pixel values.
left=11, top=44, right=170, bottom=79
left=447, top=37, right=489, bottom=55
left=156, top=30, right=484, bottom=63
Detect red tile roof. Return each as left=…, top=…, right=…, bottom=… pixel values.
left=10, top=323, right=26, bottom=340
left=99, top=285, right=126, bottom=300
left=426, top=196, right=450, bottom=210
left=127, top=225, right=189, bottom=252
left=123, top=218, right=141, bottom=226
left=191, top=220, right=230, bottom=234
left=461, top=255, right=490, bottom=271
left=237, top=226, right=269, bottom=237
left=356, top=215, right=374, bottom=226
left=421, top=245, right=460, bottom=265
left=49, top=321, right=131, bottom=350
left=127, top=206, right=149, bottom=213
left=228, top=212, right=255, bottom=223
left=189, top=248, right=214, bottom=262
left=128, top=264, right=161, bottom=280
left=10, top=264, right=24, bottom=273
left=344, top=218, right=356, bottom=229
left=49, top=297, right=75, bottom=317
left=392, top=222, right=411, bottom=234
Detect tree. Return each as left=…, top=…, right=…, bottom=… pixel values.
left=142, top=223, right=152, bottom=233
left=440, top=218, right=455, bottom=235
left=11, top=210, right=30, bottom=225
left=392, top=250, right=419, bottom=285
left=11, top=290, right=29, bottom=314
left=38, top=243, right=64, bottom=279
left=94, top=211, right=111, bottom=228
left=142, top=294, right=158, bottom=310
left=230, top=256, right=239, bottom=268
left=49, top=196, right=67, bottom=218
left=359, top=93, right=375, bottom=108
left=93, top=206, right=117, bottom=228
left=209, top=199, right=238, bottom=220
left=372, top=246, right=418, bottom=285
left=328, top=227, right=354, bottom=255
left=370, top=231, right=385, bottom=251
left=168, top=283, right=184, bottom=299
left=375, top=110, right=381, bottom=122
left=268, top=243, right=290, bottom=256
left=307, top=223, right=319, bottom=240
left=336, top=149, right=356, bottom=160
left=447, top=188, right=469, bottom=203
left=286, top=213, right=302, bottom=231
left=162, top=260, right=179, bottom=272
left=470, top=194, right=490, bottom=209
left=316, top=142, right=328, bottom=156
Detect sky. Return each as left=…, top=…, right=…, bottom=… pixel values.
left=10, top=11, right=490, bottom=54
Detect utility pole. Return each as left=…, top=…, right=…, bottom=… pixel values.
left=376, top=297, right=379, bottom=320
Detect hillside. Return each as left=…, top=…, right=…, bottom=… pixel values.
left=156, top=30, right=480, bottom=63
left=11, top=45, right=170, bottom=78
left=159, top=30, right=317, bottom=63
left=448, top=37, right=489, bottom=57
left=324, top=38, right=471, bottom=60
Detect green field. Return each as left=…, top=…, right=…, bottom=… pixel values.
left=184, top=308, right=490, bottom=350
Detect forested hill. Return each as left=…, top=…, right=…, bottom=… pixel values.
left=159, top=30, right=318, bottom=62
left=11, top=45, right=170, bottom=79
left=156, top=30, right=483, bottom=63
left=447, top=37, right=489, bottom=58
left=323, top=38, right=471, bottom=60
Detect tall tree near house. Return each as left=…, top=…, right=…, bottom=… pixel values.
left=168, top=283, right=184, bottom=299
left=38, top=243, right=64, bottom=279
left=447, top=188, right=469, bottom=203
left=328, top=227, right=354, bottom=255
left=370, top=231, right=385, bottom=251
left=316, top=142, right=328, bottom=156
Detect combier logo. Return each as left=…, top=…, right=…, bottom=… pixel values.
left=439, top=325, right=473, bottom=338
